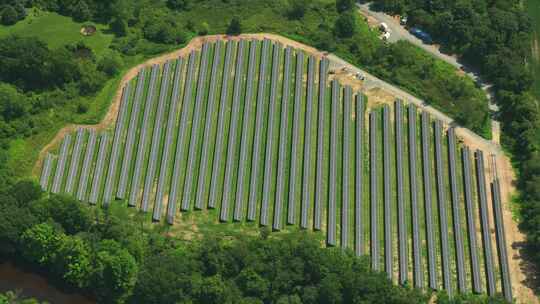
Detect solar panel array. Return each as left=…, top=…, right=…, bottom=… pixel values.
left=39, top=38, right=513, bottom=300
left=395, top=100, right=407, bottom=285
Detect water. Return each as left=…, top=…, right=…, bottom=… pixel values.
left=0, top=262, right=94, bottom=304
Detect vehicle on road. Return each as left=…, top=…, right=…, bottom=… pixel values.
left=379, top=22, right=389, bottom=33
left=400, top=16, right=407, bottom=25
left=355, top=72, right=366, bottom=81
left=409, top=27, right=433, bottom=44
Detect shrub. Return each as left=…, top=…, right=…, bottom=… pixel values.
left=227, top=16, right=242, bottom=35
left=334, top=12, right=357, bottom=38
left=0, top=5, right=20, bottom=25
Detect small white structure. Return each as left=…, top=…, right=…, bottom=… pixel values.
left=356, top=73, right=366, bottom=81
left=379, top=22, right=389, bottom=32
left=400, top=16, right=408, bottom=25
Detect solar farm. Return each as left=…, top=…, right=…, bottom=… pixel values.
left=38, top=37, right=513, bottom=299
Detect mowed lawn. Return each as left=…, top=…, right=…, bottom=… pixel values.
left=0, top=9, right=114, bottom=57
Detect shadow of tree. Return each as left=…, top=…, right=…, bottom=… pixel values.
left=512, top=240, right=540, bottom=298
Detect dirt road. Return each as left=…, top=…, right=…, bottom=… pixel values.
left=357, top=2, right=501, bottom=140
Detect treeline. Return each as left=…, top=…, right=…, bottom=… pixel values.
left=0, top=291, right=48, bottom=304
left=0, top=35, right=122, bottom=189
left=0, top=180, right=511, bottom=304
left=372, top=0, right=540, bottom=275
left=372, top=0, right=532, bottom=93
left=163, top=0, right=490, bottom=135
left=1, top=0, right=492, bottom=136
left=0, top=0, right=493, bottom=187
left=0, top=36, right=112, bottom=93
left=0, top=181, right=426, bottom=303
left=0, top=0, right=25, bottom=25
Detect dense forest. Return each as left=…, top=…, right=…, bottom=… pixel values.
left=371, top=0, right=540, bottom=280
left=0, top=0, right=535, bottom=302
left=0, top=180, right=508, bottom=303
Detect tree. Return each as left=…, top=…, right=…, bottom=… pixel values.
left=54, top=236, right=92, bottom=288
left=9, top=180, right=42, bottom=206
left=199, top=21, right=210, bottom=35
left=288, top=0, right=309, bottom=19
left=0, top=36, right=100, bottom=93
left=334, top=12, right=357, bottom=38
left=78, top=63, right=107, bottom=95
left=199, top=275, right=230, bottom=304
left=237, top=268, right=269, bottom=299
left=92, top=240, right=138, bottom=303
left=227, top=16, right=242, bottom=36
left=167, top=0, right=192, bottom=11
left=20, top=222, right=64, bottom=266
left=313, top=24, right=337, bottom=51
left=0, top=291, right=45, bottom=304
left=70, top=0, right=92, bottom=22
left=336, top=0, right=354, bottom=13
left=32, top=195, right=93, bottom=234
left=110, top=18, right=128, bottom=37
left=0, top=83, right=29, bottom=121
left=130, top=248, right=203, bottom=303
left=0, top=5, right=19, bottom=25
left=373, top=0, right=406, bottom=14
left=0, top=196, right=37, bottom=255
left=98, top=53, right=123, bottom=76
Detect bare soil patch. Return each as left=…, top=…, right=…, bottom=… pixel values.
left=364, top=87, right=395, bottom=108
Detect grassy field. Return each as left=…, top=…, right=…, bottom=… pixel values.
left=526, top=0, right=540, bottom=99
left=0, top=9, right=114, bottom=57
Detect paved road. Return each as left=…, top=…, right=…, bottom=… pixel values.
left=356, top=2, right=500, bottom=136
left=327, top=54, right=500, bottom=153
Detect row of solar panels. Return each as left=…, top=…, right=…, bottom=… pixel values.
left=39, top=38, right=512, bottom=300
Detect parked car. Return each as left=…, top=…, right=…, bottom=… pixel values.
left=409, top=27, right=433, bottom=44
left=400, top=16, right=408, bottom=25
left=379, top=22, right=389, bottom=33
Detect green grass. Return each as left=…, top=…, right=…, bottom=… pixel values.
left=0, top=9, right=114, bottom=57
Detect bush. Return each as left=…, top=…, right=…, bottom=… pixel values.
left=98, top=53, right=124, bottom=76
left=70, top=0, right=92, bottom=22
left=199, top=21, right=210, bottom=35
left=288, top=0, right=308, bottom=19
left=334, top=12, right=357, bottom=38
left=227, top=16, right=242, bottom=35
left=336, top=0, right=354, bottom=13
left=167, top=0, right=192, bottom=11
left=0, top=5, right=20, bottom=25
left=110, top=18, right=128, bottom=37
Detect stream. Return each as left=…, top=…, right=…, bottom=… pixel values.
left=0, top=262, right=94, bottom=304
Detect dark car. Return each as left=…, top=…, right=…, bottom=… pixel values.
left=409, top=27, right=433, bottom=44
